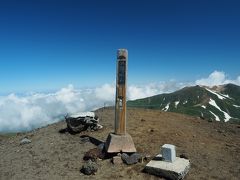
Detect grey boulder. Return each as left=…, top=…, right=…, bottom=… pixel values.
left=20, top=138, right=31, bottom=145
left=121, top=153, right=142, bottom=165
left=81, top=160, right=98, bottom=175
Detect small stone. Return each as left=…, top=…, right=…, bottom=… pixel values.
left=83, top=148, right=105, bottom=161
left=121, top=153, right=142, bottom=165
left=225, top=143, right=234, bottom=147
left=81, top=160, right=98, bottom=175
left=81, top=137, right=90, bottom=143
left=140, top=154, right=152, bottom=163
left=83, top=148, right=99, bottom=161
left=97, top=143, right=105, bottom=151
left=180, top=154, right=189, bottom=159
left=20, top=138, right=31, bottom=145
left=148, top=129, right=154, bottom=133
left=112, top=156, right=123, bottom=164
left=208, top=119, right=213, bottom=122
left=217, top=129, right=225, bottom=134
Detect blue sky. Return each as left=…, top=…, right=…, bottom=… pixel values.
left=0, top=0, right=240, bottom=132
left=0, top=0, right=240, bottom=93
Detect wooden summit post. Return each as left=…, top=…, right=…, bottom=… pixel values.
left=105, top=49, right=136, bottom=153
left=115, top=49, right=127, bottom=135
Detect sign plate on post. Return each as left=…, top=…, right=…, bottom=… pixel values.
left=118, top=61, right=126, bottom=85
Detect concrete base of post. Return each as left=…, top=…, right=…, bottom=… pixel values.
left=105, top=133, right=136, bottom=153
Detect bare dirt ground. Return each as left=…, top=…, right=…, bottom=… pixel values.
left=0, top=107, right=239, bottom=180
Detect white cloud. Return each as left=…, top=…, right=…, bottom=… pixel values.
left=0, top=84, right=115, bottom=133
left=95, top=84, right=115, bottom=101
left=127, top=81, right=185, bottom=100
left=195, top=70, right=240, bottom=86
left=0, top=70, right=239, bottom=133
left=237, top=76, right=240, bottom=85
left=0, top=81, right=185, bottom=133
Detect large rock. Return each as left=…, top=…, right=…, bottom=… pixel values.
left=121, top=153, right=142, bottom=165
left=66, top=112, right=102, bottom=133
left=20, top=138, right=31, bottom=145
left=81, top=160, right=98, bottom=175
left=83, top=148, right=105, bottom=161
left=80, top=137, right=90, bottom=143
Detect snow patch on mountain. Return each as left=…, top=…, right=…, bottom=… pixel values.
left=201, top=105, right=206, bottom=109
left=162, top=103, right=170, bottom=111
left=183, top=100, right=188, bottom=104
left=209, top=111, right=220, bottom=121
left=205, top=88, right=226, bottom=100
left=233, top=104, right=240, bottom=108
left=219, top=93, right=233, bottom=99
left=209, top=98, right=232, bottom=122
left=175, top=101, right=180, bottom=108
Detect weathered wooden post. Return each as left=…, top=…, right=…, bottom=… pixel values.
left=105, top=49, right=136, bottom=153
left=115, top=49, right=127, bottom=135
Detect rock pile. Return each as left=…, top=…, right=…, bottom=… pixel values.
left=81, top=160, right=98, bottom=175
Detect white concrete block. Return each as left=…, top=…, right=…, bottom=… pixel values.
left=144, top=154, right=190, bottom=180
left=161, top=144, right=176, bottom=162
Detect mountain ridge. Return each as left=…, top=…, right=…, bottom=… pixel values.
left=127, top=83, right=240, bottom=123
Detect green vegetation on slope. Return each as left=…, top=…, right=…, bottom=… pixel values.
left=127, top=84, right=240, bottom=123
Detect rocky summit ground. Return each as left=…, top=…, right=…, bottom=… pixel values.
left=0, top=107, right=239, bottom=180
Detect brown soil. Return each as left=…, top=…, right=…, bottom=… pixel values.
left=0, top=107, right=239, bottom=180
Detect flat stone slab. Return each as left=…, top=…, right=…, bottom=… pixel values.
left=105, top=133, right=136, bottom=153
left=144, top=154, right=190, bottom=180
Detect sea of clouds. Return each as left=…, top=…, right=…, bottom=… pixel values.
left=0, top=71, right=239, bottom=133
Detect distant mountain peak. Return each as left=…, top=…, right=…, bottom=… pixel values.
left=128, top=83, right=240, bottom=123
